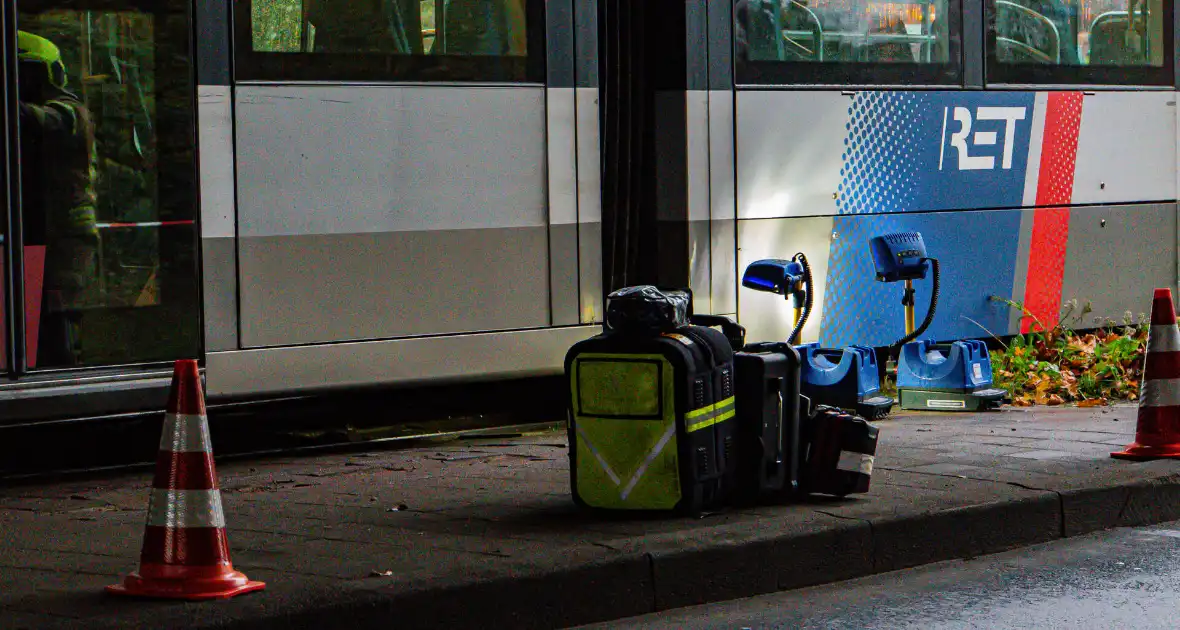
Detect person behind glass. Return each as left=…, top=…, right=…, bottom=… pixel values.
left=17, top=31, right=99, bottom=367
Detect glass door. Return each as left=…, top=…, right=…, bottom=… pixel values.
left=5, top=0, right=200, bottom=375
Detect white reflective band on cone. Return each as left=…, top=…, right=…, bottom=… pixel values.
left=158, top=413, right=214, bottom=453
left=1141, top=379, right=1180, bottom=408
left=836, top=451, right=874, bottom=476
left=147, top=489, right=227, bottom=528
left=1150, top=325, right=1180, bottom=353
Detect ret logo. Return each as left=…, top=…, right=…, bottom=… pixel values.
left=938, top=106, right=1028, bottom=171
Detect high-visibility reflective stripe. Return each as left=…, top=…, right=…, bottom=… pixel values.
left=686, top=396, right=736, bottom=433
left=1141, top=379, right=1180, bottom=408
left=1150, top=325, right=1180, bottom=353
left=158, top=413, right=213, bottom=453
left=620, top=423, right=677, bottom=501
left=146, top=489, right=226, bottom=529
left=578, top=419, right=679, bottom=501
left=576, top=425, right=622, bottom=486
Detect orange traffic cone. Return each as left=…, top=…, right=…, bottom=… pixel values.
left=1112, top=289, right=1180, bottom=460
left=107, top=360, right=265, bottom=600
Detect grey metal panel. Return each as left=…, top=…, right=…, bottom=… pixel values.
left=1059, top=204, right=1178, bottom=329
left=1072, top=92, right=1177, bottom=205
left=198, top=86, right=235, bottom=239
left=574, top=0, right=599, bottom=87
left=578, top=222, right=603, bottom=323
left=688, top=91, right=711, bottom=224
left=686, top=0, right=709, bottom=91
left=711, top=219, right=738, bottom=315
left=547, top=88, right=578, bottom=227
left=550, top=223, right=580, bottom=326
left=737, top=216, right=836, bottom=345
left=0, top=373, right=172, bottom=425
left=547, top=87, right=580, bottom=326
left=576, top=86, right=603, bottom=323
left=689, top=220, right=712, bottom=314
left=202, top=237, right=239, bottom=351
left=710, top=91, right=737, bottom=314
left=1008, top=210, right=1036, bottom=335
left=962, top=0, right=983, bottom=89
left=707, top=0, right=734, bottom=90
left=195, top=0, right=230, bottom=86
left=238, top=228, right=550, bottom=347
left=546, top=0, right=575, bottom=87
left=1175, top=0, right=1180, bottom=89
left=206, top=325, right=600, bottom=400
left=736, top=91, right=847, bottom=219
left=234, top=86, right=547, bottom=237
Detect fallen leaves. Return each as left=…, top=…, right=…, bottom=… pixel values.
left=991, top=316, right=1148, bottom=408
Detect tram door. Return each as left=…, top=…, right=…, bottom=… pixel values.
left=1, top=0, right=200, bottom=377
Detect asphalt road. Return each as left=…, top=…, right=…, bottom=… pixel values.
left=575, top=521, right=1180, bottom=630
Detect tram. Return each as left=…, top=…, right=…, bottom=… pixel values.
left=0, top=0, right=1174, bottom=424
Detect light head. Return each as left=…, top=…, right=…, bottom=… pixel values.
left=869, top=231, right=929, bottom=283
left=742, top=259, right=806, bottom=297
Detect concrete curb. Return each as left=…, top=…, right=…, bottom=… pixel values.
left=165, top=472, right=1180, bottom=630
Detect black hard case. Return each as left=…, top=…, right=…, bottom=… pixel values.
left=732, top=344, right=803, bottom=504
left=565, top=324, right=737, bottom=514
left=800, top=406, right=880, bottom=497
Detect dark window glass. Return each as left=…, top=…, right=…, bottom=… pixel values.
left=15, top=2, right=200, bottom=370
left=238, top=0, right=545, bottom=82
left=987, top=0, right=1173, bottom=84
left=735, top=0, right=962, bottom=85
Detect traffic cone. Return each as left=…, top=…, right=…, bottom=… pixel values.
left=107, top=360, right=265, bottom=600
left=1112, top=289, right=1180, bottom=460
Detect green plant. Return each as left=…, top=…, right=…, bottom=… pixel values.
left=986, top=297, right=1147, bottom=407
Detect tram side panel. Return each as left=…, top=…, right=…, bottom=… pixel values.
left=195, top=0, right=238, bottom=355
left=734, top=90, right=1178, bottom=348
left=232, top=85, right=550, bottom=348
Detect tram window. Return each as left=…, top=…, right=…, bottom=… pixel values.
left=735, top=0, right=962, bottom=85
left=14, top=4, right=201, bottom=370
left=987, top=0, right=1173, bottom=84
left=239, top=0, right=543, bottom=82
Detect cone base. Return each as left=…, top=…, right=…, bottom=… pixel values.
left=1111, top=443, right=1180, bottom=461
left=106, top=569, right=265, bottom=601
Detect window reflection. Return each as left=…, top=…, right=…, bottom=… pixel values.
left=251, top=0, right=528, bottom=56
left=994, top=0, right=1165, bottom=66
left=737, top=0, right=951, bottom=63
left=17, top=8, right=199, bottom=369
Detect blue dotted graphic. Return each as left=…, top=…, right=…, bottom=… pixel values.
left=817, top=91, right=1037, bottom=346
left=837, top=92, right=924, bottom=215
left=834, top=91, right=1035, bottom=215
left=819, top=212, right=1025, bottom=348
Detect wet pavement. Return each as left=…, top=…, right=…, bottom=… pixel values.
left=582, top=520, right=1180, bottom=629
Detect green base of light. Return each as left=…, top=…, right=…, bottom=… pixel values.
left=899, top=388, right=1007, bottom=412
